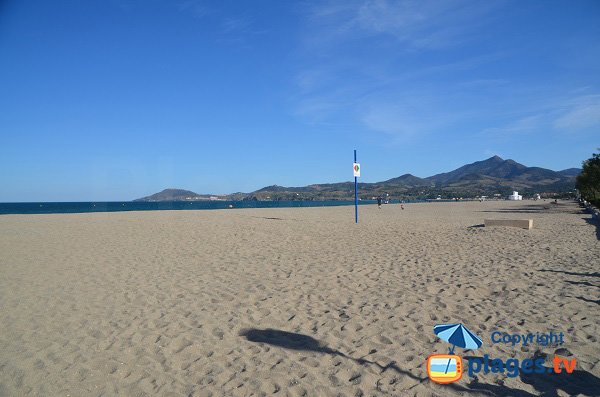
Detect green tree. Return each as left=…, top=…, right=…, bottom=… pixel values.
left=576, top=150, right=600, bottom=207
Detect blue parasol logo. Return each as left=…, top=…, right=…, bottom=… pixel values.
left=433, top=323, right=483, bottom=376
left=434, top=323, right=483, bottom=354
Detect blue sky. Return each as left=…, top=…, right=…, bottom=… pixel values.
left=1, top=0, right=599, bottom=201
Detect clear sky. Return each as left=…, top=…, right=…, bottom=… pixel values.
left=1, top=0, right=599, bottom=201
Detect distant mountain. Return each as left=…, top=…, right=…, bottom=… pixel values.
left=248, top=156, right=577, bottom=200
left=427, top=156, right=529, bottom=185
left=381, top=174, right=429, bottom=187
left=421, top=156, right=576, bottom=193
left=254, top=185, right=307, bottom=193
left=135, top=189, right=214, bottom=202
left=135, top=156, right=578, bottom=201
left=558, top=168, right=581, bottom=177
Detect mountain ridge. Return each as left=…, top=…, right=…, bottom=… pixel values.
left=134, top=156, right=580, bottom=201
left=134, top=189, right=223, bottom=202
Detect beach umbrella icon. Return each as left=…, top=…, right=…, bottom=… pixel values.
left=434, top=323, right=482, bottom=354
left=433, top=323, right=482, bottom=375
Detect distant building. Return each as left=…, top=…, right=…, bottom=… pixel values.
left=508, top=191, right=522, bottom=200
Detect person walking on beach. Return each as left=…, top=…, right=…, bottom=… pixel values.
left=377, top=196, right=382, bottom=209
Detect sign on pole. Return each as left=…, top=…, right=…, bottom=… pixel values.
left=354, top=150, right=359, bottom=224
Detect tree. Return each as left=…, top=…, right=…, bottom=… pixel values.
left=576, top=150, right=600, bottom=207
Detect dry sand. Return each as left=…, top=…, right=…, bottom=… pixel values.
left=0, top=200, right=599, bottom=396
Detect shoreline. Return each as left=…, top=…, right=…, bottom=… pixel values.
left=0, top=198, right=565, bottom=216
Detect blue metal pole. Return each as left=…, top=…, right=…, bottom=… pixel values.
left=354, top=150, right=358, bottom=224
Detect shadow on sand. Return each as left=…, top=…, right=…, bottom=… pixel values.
left=574, top=296, right=600, bottom=305
left=459, top=353, right=600, bottom=397
left=240, top=329, right=600, bottom=396
left=538, top=269, right=600, bottom=278
left=479, top=209, right=550, bottom=214
left=477, top=203, right=554, bottom=214
left=583, top=215, right=600, bottom=240
left=518, top=352, right=600, bottom=397
left=239, top=328, right=424, bottom=381
left=539, top=269, right=600, bottom=305
left=477, top=202, right=584, bottom=215
left=468, top=224, right=485, bottom=228
left=563, top=280, right=600, bottom=288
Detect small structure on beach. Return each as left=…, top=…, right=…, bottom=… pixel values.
left=508, top=191, right=522, bottom=200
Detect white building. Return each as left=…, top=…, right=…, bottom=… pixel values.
left=508, top=191, right=522, bottom=200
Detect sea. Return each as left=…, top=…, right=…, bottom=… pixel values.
left=0, top=200, right=381, bottom=215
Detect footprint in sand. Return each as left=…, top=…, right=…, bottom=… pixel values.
left=377, top=335, right=393, bottom=345
left=212, top=328, right=225, bottom=340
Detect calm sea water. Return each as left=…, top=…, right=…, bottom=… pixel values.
left=0, top=200, right=380, bottom=215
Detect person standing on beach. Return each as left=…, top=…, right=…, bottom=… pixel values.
left=377, top=196, right=382, bottom=209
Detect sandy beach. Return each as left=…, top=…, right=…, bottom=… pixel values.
left=0, top=200, right=598, bottom=396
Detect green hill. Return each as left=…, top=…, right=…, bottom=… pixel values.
left=134, top=156, right=579, bottom=201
